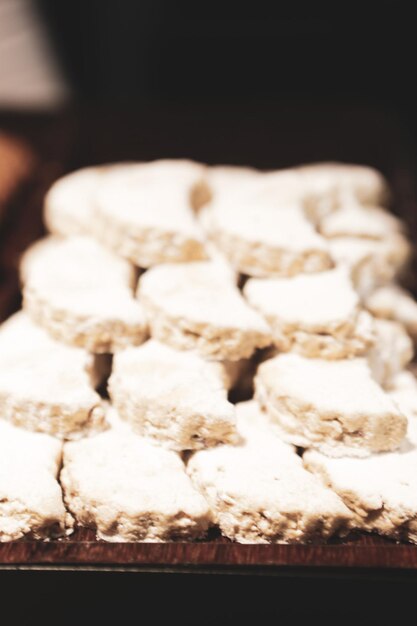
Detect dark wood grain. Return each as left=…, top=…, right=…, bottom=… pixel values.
left=1, top=105, right=417, bottom=570
left=0, top=530, right=417, bottom=569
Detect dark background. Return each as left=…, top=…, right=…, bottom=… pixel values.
left=32, top=0, right=417, bottom=169
left=35, top=0, right=415, bottom=111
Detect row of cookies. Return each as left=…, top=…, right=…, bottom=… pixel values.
left=5, top=247, right=412, bottom=451
left=22, top=158, right=415, bottom=354
left=4, top=388, right=417, bottom=544
left=2, top=159, right=417, bottom=543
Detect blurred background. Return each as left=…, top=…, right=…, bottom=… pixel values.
left=0, top=0, right=416, bottom=167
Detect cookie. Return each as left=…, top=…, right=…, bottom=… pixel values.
left=138, top=261, right=271, bottom=360
left=368, top=318, right=413, bottom=387
left=45, top=165, right=119, bottom=236
left=329, top=234, right=411, bottom=298
left=219, top=163, right=389, bottom=225
left=197, top=164, right=261, bottom=207
left=0, top=312, right=104, bottom=438
left=0, top=419, right=71, bottom=541
left=295, top=162, right=390, bottom=211
left=21, top=236, right=148, bottom=353
left=388, top=370, right=417, bottom=417
left=244, top=268, right=374, bottom=359
left=187, top=401, right=352, bottom=543
left=319, top=203, right=403, bottom=240
left=206, top=201, right=333, bottom=278
left=61, top=408, right=211, bottom=542
left=92, top=160, right=208, bottom=266
left=255, top=353, right=407, bottom=456
left=365, top=284, right=417, bottom=341
left=109, top=340, right=237, bottom=450
left=303, top=418, right=417, bottom=544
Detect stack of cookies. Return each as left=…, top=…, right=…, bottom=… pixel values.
left=2, top=159, right=417, bottom=544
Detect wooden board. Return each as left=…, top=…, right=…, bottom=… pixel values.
left=0, top=529, right=417, bottom=569
left=1, top=106, right=417, bottom=570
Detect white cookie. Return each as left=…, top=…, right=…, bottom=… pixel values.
left=61, top=408, right=211, bottom=542
left=368, top=318, right=413, bottom=387
left=92, top=160, right=208, bottom=267
left=329, top=234, right=411, bottom=298
left=109, top=340, right=237, bottom=450
left=244, top=268, right=375, bottom=359
left=388, top=370, right=417, bottom=418
left=0, top=312, right=104, bottom=438
left=187, top=401, right=352, bottom=543
left=206, top=202, right=333, bottom=278
left=44, top=163, right=138, bottom=236
left=21, top=236, right=148, bottom=353
left=195, top=164, right=261, bottom=208
left=138, top=261, right=271, bottom=360
left=366, top=284, right=417, bottom=340
left=319, top=203, right=403, bottom=240
left=295, top=162, right=390, bottom=211
left=0, top=419, right=71, bottom=541
left=222, top=163, right=389, bottom=224
left=303, top=419, right=417, bottom=544
left=255, top=353, right=407, bottom=457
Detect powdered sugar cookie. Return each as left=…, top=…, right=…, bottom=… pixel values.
left=329, top=234, right=411, bottom=298
left=61, top=408, right=211, bottom=542
left=319, top=203, right=403, bottom=240
left=92, top=160, right=208, bottom=266
left=138, top=261, right=271, bottom=360
left=303, top=418, right=417, bottom=544
left=255, top=353, right=407, bottom=456
left=0, top=312, right=104, bottom=438
left=188, top=401, right=352, bottom=543
left=0, top=419, right=71, bottom=541
left=365, top=284, right=417, bottom=340
left=368, top=318, right=413, bottom=387
left=206, top=202, right=333, bottom=278
left=244, top=268, right=374, bottom=359
left=21, top=236, right=147, bottom=353
left=109, top=340, right=237, bottom=450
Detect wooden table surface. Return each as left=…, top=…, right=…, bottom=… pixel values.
left=1, top=104, right=417, bottom=572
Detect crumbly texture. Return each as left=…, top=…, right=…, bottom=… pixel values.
left=21, top=236, right=148, bottom=353
left=329, top=234, right=411, bottom=298
left=303, top=419, right=417, bottom=544
left=207, top=202, right=333, bottom=278
left=138, top=261, right=271, bottom=360
left=319, top=203, right=403, bottom=240
left=367, top=318, right=413, bottom=387
left=244, top=268, right=375, bottom=359
left=0, top=312, right=105, bottom=439
left=109, top=340, right=237, bottom=450
left=91, top=160, right=208, bottom=266
left=366, top=284, right=417, bottom=340
left=0, top=419, right=72, bottom=541
left=255, top=353, right=407, bottom=456
left=61, top=409, right=211, bottom=542
left=188, top=401, right=352, bottom=543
